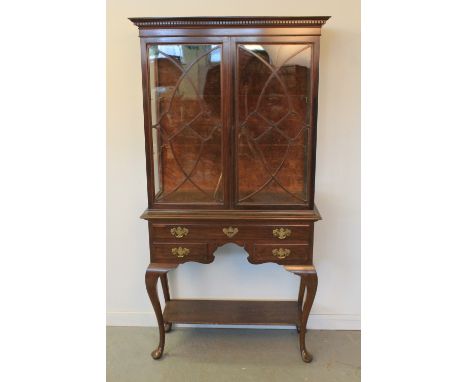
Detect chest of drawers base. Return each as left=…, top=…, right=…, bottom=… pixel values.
left=150, top=221, right=314, bottom=264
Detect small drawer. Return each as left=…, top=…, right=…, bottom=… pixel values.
left=151, top=242, right=210, bottom=263
left=252, top=244, right=310, bottom=264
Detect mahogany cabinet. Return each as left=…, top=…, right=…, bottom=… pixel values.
left=130, top=16, right=330, bottom=363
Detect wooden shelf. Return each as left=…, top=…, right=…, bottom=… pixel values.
left=164, top=299, right=300, bottom=326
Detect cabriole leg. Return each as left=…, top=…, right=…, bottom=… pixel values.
left=298, top=272, right=318, bottom=362
left=285, top=265, right=318, bottom=363
left=145, top=263, right=177, bottom=360
left=160, top=273, right=172, bottom=332
left=296, top=277, right=306, bottom=333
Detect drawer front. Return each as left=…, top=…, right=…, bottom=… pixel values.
left=152, top=225, right=226, bottom=241
left=151, top=242, right=210, bottom=263
left=252, top=244, right=310, bottom=264
left=151, top=224, right=311, bottom=242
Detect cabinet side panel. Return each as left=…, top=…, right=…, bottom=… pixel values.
left=139, top=39, right=154, bottom=207
left=309, top=39, right=321, bottom=209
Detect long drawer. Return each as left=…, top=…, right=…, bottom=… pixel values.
left=151, top=223, right=311, bottom=242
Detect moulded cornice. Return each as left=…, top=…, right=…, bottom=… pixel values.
left=129, top=16, right=330, bottom=29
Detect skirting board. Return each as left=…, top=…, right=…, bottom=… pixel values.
left=106, top=312, right=361, bottom=330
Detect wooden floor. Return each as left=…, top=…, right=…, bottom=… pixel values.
left=107, top=326, right=361, bottom=382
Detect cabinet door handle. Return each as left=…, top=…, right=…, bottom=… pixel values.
left=273, top=228, right=292, bottom=239
left=272, top=248, right=291, bottom=259
left=171, top=247, right=190, bottom=258
left=223, top=227, right=239, bottom=238
left=170, top=226, right=189, bottom=238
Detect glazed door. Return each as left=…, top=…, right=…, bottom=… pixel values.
left=144, top=37, right=229, bottom=208
left=232, top=37, right=318, bottom=208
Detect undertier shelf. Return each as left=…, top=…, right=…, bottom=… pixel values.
left=163, top=299, right=300, bottom=326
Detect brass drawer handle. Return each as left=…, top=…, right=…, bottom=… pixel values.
left=170, top=226, right=189, bottom=238
left=272, top=248, right=291, bottom=259
left=171, top=247, right=190, bottom=258
left=223, top=226, right=239, bottom=238
left=273, top=228, right=292, bottom=240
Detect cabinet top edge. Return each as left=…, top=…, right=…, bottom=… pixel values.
left=140, top=208, right=322, bottom=221
left=129, top=16, right=331, bottom=29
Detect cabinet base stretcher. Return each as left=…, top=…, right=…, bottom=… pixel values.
left=145, top=263, right=318, bottom=363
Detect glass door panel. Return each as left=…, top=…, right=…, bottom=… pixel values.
left=235, top=43, right=312, bottom=206
left=148, top=44, right=224, bottom=204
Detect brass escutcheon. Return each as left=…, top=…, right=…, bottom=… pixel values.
left=170, top=226, right=189, bottom=238
left=273, top=227, right=292, bottom=240
left=171, top=247, right=190, bottom=258
left=272, top=248, right=291, bottom=259
left=222, top=226, right=239, bottom=238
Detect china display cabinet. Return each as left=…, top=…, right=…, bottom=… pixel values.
left=130, top=16, right=330, bottom=363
